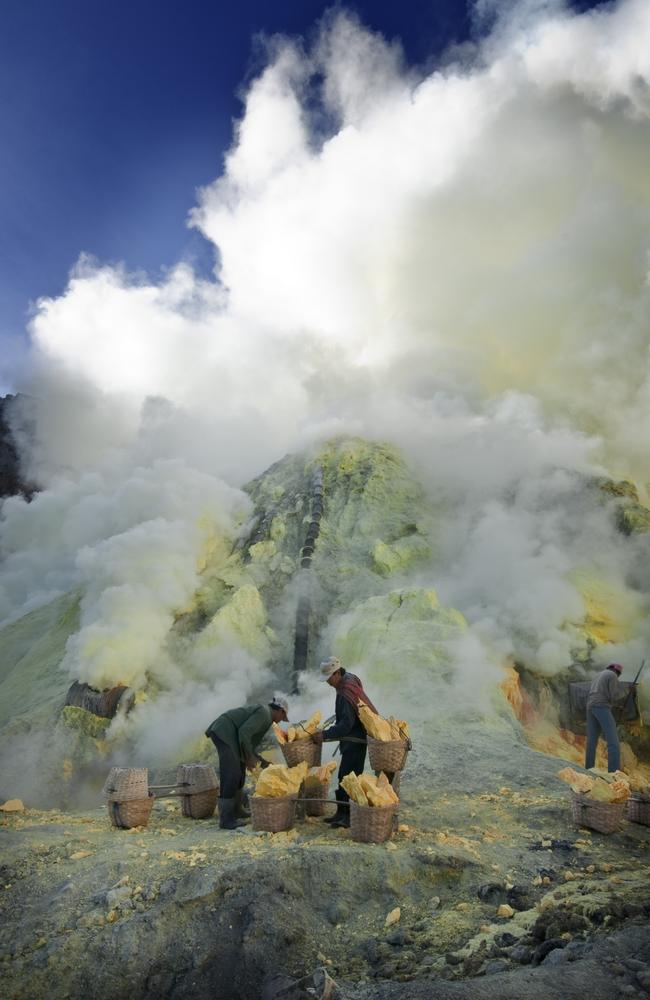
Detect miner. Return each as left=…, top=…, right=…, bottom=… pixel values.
left=585, top=663, right=636, bottom=773
left=311, top=657, right=378, bottom=828
left=205, top=695, right=289, bottom=830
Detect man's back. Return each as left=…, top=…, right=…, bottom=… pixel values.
left=587, top=669, right=620, bottom=711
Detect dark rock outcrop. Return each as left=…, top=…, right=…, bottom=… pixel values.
left=0, top=394, right=34, bottom=500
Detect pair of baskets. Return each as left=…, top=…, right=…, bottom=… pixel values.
left=104, top=768, right=153, bottom=829
left=280, top=734, right=409, bottom=773
left=104, top=764, right=219, bottom=828
left=570, top=791, right=626, bottom=834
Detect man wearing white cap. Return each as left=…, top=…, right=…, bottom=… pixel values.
left=205, top=695, right=289, bottom=830
left=311, top=657, right=378, bottom=828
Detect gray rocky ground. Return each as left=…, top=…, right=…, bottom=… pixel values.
left=2, top=738, right=649, bottom=1000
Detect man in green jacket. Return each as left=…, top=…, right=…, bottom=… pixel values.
left=205, top=695, right=289, bottom=830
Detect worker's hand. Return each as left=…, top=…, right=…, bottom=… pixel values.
left=311, top=731, right=324, bottom=745
left=244, top=755, right=258, bottom=772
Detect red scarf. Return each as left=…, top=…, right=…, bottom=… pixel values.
left=338, top=672, right=378, bottom=715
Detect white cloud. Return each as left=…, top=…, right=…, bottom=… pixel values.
left=3, top=0, right=650, bottom=747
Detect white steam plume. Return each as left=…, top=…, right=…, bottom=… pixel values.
left=2, top=0, right=650, bottom=761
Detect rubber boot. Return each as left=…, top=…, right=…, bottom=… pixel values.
left=234, top=788, right=250, bottom=820
left=219, top=798, right=247, bottom=830
left=324, top=788, right=347, bottom=826
left=330, top=797, right=350, bottom=828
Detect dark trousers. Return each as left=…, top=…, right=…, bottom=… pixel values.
left=585, top=706, right=620, bottom=772
left=337, top=743, right=367, bottom=804
left=211, top=735, right=244, bottom=798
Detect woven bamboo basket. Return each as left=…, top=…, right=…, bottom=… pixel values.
left=304, top=778, right=331, bottom=817
left=626, top=794, right=650, bottom=827
left=176, top=763, right=219, bottom=794
left=251, top=794, right=297, bottom=832
left=103, top=767, right=149, bottom=802
left=367, top=737, right=408, bottom=774
left=570, top=792, right=626, bottom=834
left=280, top=736, right=322, bottom=768
left=350, top=801, right=397, bottom=844
left=181, top=788, right=218, bottom=819
left=108, top=793, right=154, bottom=829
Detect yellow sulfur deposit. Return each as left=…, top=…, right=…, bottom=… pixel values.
left=589, top=779, right=631, bottom=804
left=557, top=767, right=593, bottom=794
left=358, top=704, right=410, bottom=742
left=254, top=761, right=309, bottom=798
left=304, top=761, right=337, bottom=794
left=557, top=766, right=631, bottom=803
left=341, top=771, right=399, bottom=807
left=273, top=711, right=322, bottom=744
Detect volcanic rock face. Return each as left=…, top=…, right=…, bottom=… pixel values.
left=0, top=436, right=648, bottom=806
left=0, top=395, right=34, bottom=500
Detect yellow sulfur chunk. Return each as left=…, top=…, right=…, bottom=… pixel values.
left=388, top=717, right=411, bottom=740
left=272, top=722, right=287, bottom=744
left=357, top=704, right=394, bottom=741
left=304, top=762, right=336, bottom=794
left=299, top=711, right=322, bottom=736
left=254, top=761, right=309, bottom=798
left=589, top=778, right=630, bottom=803
left=557, top=767, right=593, bottom=794
left=342, top=771, right=398, bottom=807
left=341, top=773, right=368, bottom=806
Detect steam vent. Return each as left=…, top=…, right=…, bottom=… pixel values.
left=1, top=436, right=649, bottom=999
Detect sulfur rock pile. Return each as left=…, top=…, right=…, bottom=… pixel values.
left=358, top=704, right=410, bottom=742
left=254, top=761, right=309, bottom=798
left=341, top=771, right=399, bottom=807
left=557, top=767, right=631, bottom=803
left=273, top=711, right=321, bottom=744
left=304, top=761, right=337, bottom=795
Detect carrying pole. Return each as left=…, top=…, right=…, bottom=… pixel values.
left=619, top=659, right=645, bottom=724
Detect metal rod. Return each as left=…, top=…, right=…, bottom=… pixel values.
left=619, top=658, right=645, bottom=722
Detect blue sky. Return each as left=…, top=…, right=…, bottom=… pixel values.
left=0, top=0, right=604, bottom=393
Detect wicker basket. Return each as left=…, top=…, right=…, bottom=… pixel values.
left=367, top=737, right=408, bottom=774
left=251, top=794, right=297, bottom=832
left=181, top=788, right=218, bottom=819
left=103, top=767, right=149, bottom=802
left=176, top=764, right=219, bottom=794
left=280, top=736, right=322, bottom=768
left=304, top=778, right=331, bottom=817
left=108, top=794, right=154, bottom=829
left=570, top=791, right=626, bottom=834
left=626, top=794, right=650, bottom=827
left=350, top=801, right=397, bottom=844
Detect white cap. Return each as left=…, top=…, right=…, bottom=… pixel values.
left=269, top=694, right=289, bottom=719
left=320, top=656, right=341, bottom=680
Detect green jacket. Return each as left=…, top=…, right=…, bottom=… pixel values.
left=205, top=705, right=272, bottom=761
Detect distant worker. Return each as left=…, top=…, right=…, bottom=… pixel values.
left=311, top=657, right=378, bottom=828
left=205, top=695, right=289, bottom=830
left=585, top=664, right=635, bottom=773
